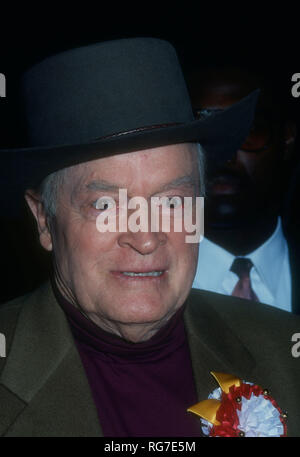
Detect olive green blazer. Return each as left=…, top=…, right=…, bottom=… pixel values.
left=0, top=282, right=300, bottom=437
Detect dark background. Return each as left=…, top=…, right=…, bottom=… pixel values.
left=0, top=8, right=299, bottom=303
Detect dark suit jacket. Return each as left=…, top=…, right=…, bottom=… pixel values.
left=0, top=281, right=300, bottom=437
left=286, top=228, right=300, bottom=314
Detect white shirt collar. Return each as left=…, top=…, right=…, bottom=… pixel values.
left=193, top=217, right=287, bottom=300
left=193, top=235, right=235, bottom=291
left=247, top=217, right=286, bottom=298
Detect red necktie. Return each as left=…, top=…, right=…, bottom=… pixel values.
left=230, top=257, right=259, bottom=302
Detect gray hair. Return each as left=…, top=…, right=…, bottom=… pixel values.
left=39, top=143, right=206, bottom=218
left=38, top=167, right=69, bottom=219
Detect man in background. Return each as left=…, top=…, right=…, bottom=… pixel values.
left=187, top=66, right=300, bottom=313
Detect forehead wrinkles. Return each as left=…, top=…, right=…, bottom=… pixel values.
left=125, top=144, right=198, bottom=186
left=62, top=144, right=199, bottom=202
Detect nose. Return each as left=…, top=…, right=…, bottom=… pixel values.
left=118, top=230, right=167, bottom=255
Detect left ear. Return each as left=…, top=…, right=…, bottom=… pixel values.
left=283, top=120, right=297, bottom=161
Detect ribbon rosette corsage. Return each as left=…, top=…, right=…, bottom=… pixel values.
left=187, top=372, right=287, bottom=437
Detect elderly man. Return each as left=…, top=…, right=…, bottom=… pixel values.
left=0, top=38, right=300, bottom=438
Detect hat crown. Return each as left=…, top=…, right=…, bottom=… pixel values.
left=22, top=38, right=194, bottom=147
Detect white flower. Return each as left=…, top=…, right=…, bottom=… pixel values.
left=200, top=382, right=285, bottom=437
left=237, top=394, right=284, bottom=437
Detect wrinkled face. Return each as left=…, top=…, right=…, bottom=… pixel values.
left=191, top=78, right=290, bottom=229
left=46, top=144, right=200, bottom=337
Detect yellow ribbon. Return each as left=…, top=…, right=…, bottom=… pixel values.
left=211, top=371, right=241, bottom=394
left=187, top=399, right=221, bottom=426
left=187, top=371, right=241, bottom=426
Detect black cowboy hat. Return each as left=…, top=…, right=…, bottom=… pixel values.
left=1, top=38, right=258, bottom=217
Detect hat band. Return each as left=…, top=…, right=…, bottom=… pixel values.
left=94, top=122, right=183, bottom=141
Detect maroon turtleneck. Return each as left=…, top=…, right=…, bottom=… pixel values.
left=52, top=281, right=202, bottom=437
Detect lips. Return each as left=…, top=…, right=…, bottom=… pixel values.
left=121, top=271, right=164, bottom=277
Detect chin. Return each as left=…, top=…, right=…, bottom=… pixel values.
left=206, top=203, right=249, bottom=230
left=110, top=297, right=173, bottom=325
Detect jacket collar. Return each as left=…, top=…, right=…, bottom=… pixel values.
left=284, top=227, right=300, bottom=314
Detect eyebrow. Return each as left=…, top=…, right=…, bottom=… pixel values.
left=85, top=174, right=197, bottom=194
left=86, top=180, right=120, bottom=192
left=157, top=174, right=197, bottom=192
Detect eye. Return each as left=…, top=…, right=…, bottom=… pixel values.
left=93, top=196, right=116, bottom=211
left=163, top=196, right=183, bottom=209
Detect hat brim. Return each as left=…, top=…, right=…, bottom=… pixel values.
left=1, top=90, right=259, bottom=218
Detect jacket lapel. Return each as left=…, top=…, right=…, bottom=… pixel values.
left=287, top=237, right=300, bottom=315
left=282, top=225, right=300, bottom=314
left=183, top=289, right=256, bottom=402
left=0, top=282, right=102, bottom=437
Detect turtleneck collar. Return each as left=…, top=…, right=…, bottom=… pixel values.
left=51, top=277, right=188, bottom=363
